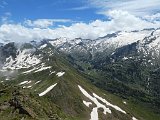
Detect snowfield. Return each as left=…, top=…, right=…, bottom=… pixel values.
left=3, top=49, right=41, bottom=70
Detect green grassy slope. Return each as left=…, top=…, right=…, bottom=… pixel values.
left=0, top=46, right=160, bottom=120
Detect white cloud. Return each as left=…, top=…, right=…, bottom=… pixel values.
left=24, top=19, right=54, bottom=28
left=105, top=10, right=160, bottom=31
left=24, top=19, right=72, bottom=28
left=0, top=10, right=160, bottom=43
left=88, top=0, right=160, bottom=16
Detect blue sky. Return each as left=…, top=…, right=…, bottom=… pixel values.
left=0, top=0, right=105, bottom=25
left=1, top=0, right=159, bottom=25
left=1, top=0, right=160, bottom=23
left=0, top=0, right=160, bottom=42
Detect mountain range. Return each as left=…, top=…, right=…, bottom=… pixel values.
left=0, top=28, right=160, bottom=120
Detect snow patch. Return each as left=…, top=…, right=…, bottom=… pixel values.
left=39, top=83, right=57, bottom=96
left=132, top=117, right=138, bottom=120
left=27, top=86, right=32, bottom=88
left=19, top=80, right=31, bottom=85
left=78, top=85, right=111, bottom=120
left=122, top=57, right=128, bottom=60
left=5, top=78, right=10, bottom=81
left=83, top=100, right=92, bottom=107
left=123, top=101, right=127, bottom=104
left=78, top=85, right=127, bottom=120
left=27, top=80, right=32, bottom=84
left=49, top=71, right=56, bottom=75
left=35, top=80, right=41, bottom=84
left=23, top=86, right=27, bottom=89
left=34, top=66, right=51, bottom=73
left=23, top=85, right=32, bottom=89
left=22, top=67, right=37, bottom=74
left=93, top=93, right=126, bottom=114
left=19, top=81, right=29, bottom=85
left=90, top=107, right=98, bottom=120
left=39, top=44, right=47, bottom=49
left=49, top=38, right=67, bottom=47
left=56, top=72, right=65, bottom=77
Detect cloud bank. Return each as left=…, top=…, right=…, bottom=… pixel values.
left=24, top=19, right=72, bottom=28
left=0, top=10, right=160, bottom=43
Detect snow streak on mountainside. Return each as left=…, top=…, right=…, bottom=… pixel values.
left=78, top=85, right=127, bottom=120
left=39, top=83, right=57, bottom=96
